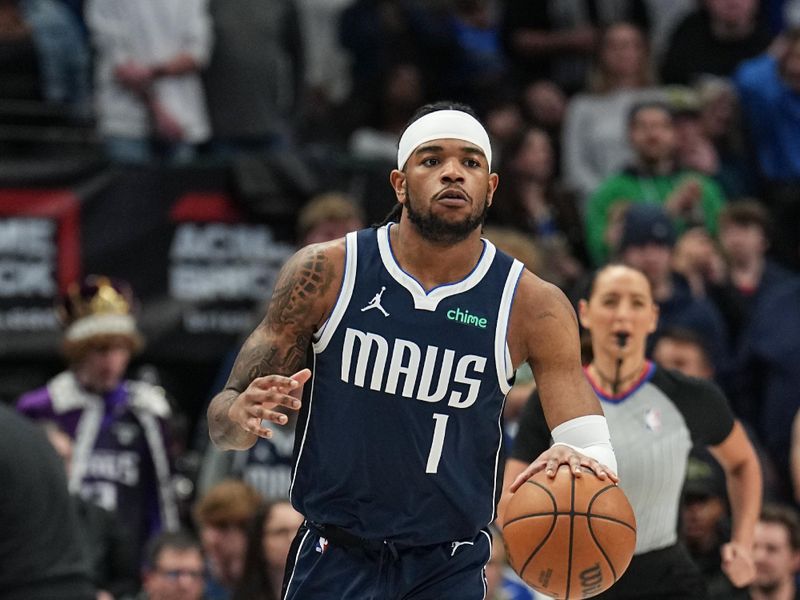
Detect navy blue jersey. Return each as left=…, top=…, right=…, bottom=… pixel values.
left=290, top=224, right=523, bottom=545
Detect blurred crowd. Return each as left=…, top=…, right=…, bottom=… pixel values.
left=3, top=0, right=800, bottom=598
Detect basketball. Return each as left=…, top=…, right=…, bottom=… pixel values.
left=502, top=465, right=636, bottom=599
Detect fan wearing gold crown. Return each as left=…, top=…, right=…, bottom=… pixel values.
left=16, top=274, right=179, bottom=567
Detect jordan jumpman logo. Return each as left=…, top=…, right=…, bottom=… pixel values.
left=361, top=286, right=389, bottom=317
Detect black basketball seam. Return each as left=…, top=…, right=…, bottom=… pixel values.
left=504, top=511, right=563, bottom=524
left=586, top=487, right=619, bottom=582
left=503, top=480, right=557, bottom=528
left=585, top=484, right=636, bottom=532
left=513, top=480, right=558, bottom=580
left=504, top=511, right=635, bottom=531
left=585, top=514, right=636, bottom=532
left=565, top=474, right=575, bottom=599
left=506, top=511, right=636, bottom=531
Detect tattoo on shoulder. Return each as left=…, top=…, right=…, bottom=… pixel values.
left=226, top=246, right=335, bottom=390
left=267, top=246, right=334, bottom=328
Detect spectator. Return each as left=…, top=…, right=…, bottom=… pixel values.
left=296, top=0, right=354, bottom=115
left=203, top=0, right=303, bottom=158
left=435, top=0, right=507, bottom=113
left=139, top=530, right=205, bottom=600
left=585, top=101, right=726, bottom=266
left=338, top=0, right=425, bottom=102
left=16, top=275, right=180, bottom=563
left=483, top=94, right=526, bottom=161
left=19, top=0, right=91, bottom=116
left=501, top=0, right=650, bottom=94
left=0, top=403, right=95, bottom=600
left=347, top=62, right=426, bottom=165
left=617, top=204, right=732, bottom=374
left=645, top=0, right=695, bottom=61
left=489, top=126, right=587, bottom=287
left=735, top=27, right=800, bottom=269
left=652, top=326, right=715, bottom=380
left=712, top=201, right=795, bottom=344
left=562, top=21, right=665, bottom=203
left=194, top=480, right=262, bottom=600
left=671, top=226, right=727, bottom=300
left=681, top=454, right=750, bottom=600
left=295, top=192, right=366, bottom=247
left=44, top=422, right=139, bottom=600
left=520, top=79, right=568, bottom=138
left=85, top=0, right=212, bottom=165
left=736, top=277, right=800, bottom=503
left=673, top=93, right=753, bottom=199
left=0, top=0, right=41, bottom=101
left=696, top=76, right=758, bottom=197
left=750, top=504, right=800, bottom=600
left=661, top=0, right=772, bottom=85
left=653, top=326, right=783, bottom=503
left=233, top=499, right=304, bottom=600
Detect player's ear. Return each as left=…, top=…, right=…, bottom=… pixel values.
left=390, top=170, right=407, bottom=204
left=486, top=173, right=499, bottom=207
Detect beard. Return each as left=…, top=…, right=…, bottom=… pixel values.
left=404, top=187, right=490, bottom=245
left=752, top=577, right=781, bottom=595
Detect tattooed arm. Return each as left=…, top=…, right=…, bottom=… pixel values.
left=208, top=240, right=344, bottom=450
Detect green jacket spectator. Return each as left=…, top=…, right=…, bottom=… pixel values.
left=584, top=100, right=726, bottom=266
left=585, top=166, right=725, bottom=265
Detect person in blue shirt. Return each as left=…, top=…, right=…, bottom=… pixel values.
left=735, top=28, right=800, bottom=269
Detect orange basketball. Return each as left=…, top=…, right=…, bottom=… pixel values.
left=502, top=465, right=636, bottom=599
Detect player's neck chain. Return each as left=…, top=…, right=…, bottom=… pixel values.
left=588, top=361, right=647, bottom=395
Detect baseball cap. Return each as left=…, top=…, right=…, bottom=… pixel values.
left=684, top=455, right=726, bottom=500
left=619, top=204, right=676, bottom=252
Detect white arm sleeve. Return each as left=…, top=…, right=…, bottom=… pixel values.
left=551, top=414, right=618, bottom=474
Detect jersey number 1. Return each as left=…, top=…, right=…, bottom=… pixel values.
left=426, top=413, right=449, bottom=474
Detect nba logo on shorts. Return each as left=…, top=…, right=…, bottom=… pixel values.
left=315, top=537, right=329, bottom=554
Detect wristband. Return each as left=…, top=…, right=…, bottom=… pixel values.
left=551, top=414, right=617, bottom=473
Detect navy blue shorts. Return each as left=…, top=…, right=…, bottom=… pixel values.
left=282, top=523, right=493, bottom=600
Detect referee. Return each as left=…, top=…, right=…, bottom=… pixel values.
left=501, top=264, right=762, bottom=599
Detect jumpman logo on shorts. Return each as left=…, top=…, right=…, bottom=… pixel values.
left=361, top=286, right=389, bottom=317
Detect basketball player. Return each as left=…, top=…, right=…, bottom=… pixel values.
left=503, top=264, right=762, bottom=599
left=208, top=102, right=618, bottom=599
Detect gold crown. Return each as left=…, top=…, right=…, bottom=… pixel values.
left=60, top=275, right=132, bottom=324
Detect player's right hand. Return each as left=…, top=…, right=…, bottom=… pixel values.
left=228, top=369, right=311, bottom=439
left=509, top=444, right=618, bottom=493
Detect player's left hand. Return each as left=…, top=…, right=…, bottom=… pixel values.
left=721, top=541, right=755, bottom=588
left=509, top=444, right=618, bottom=493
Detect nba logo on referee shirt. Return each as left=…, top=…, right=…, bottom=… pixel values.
left=315, top=537, right=329, bottom=554
left=644, top=408, right=662, bottom=432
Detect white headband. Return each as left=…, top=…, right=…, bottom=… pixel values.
left=397, top=109, right=492, bottom=171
